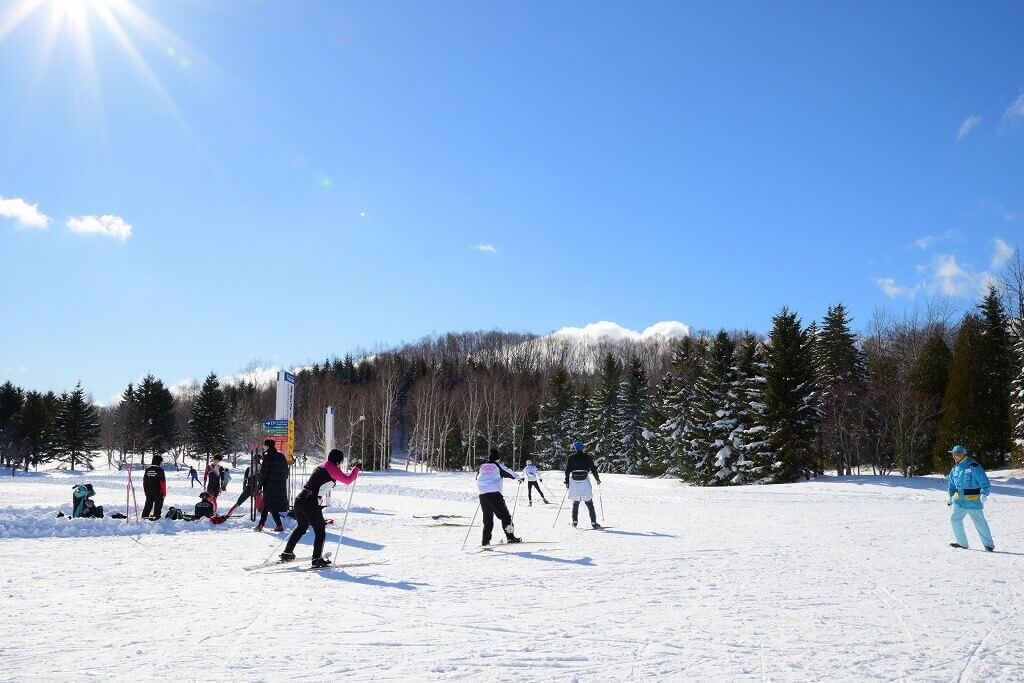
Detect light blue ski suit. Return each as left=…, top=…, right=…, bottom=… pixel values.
left=947, top=458, right=994, bottom=550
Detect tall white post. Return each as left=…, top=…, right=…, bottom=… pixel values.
left=325, top=406, right=335, bottom=458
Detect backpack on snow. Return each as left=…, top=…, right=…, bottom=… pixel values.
left=165, top=507, right=184, bottom=521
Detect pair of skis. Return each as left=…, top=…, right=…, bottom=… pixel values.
left=244, top=553, right=391, bottom=572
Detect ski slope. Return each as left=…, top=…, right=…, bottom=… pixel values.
left=2, top=460, right=1024, bottom=681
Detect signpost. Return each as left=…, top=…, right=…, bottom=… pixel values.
left=325, top=406, right=335, bottom=458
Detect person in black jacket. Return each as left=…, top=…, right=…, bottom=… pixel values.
left=256, top=439, right=290, bottom=532
left=204, top=455, right=224, bottom=511
left=142, top=454, right=167, bottom=519
left=565, top=441, right=602, bottom=529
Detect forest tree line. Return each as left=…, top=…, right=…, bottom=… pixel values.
left=2, top=258, right=1023, bottom=484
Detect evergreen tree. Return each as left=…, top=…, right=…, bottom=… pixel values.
left=567, top=381, right=590, bottom=448
left=640, top=369, right=673, bottom=476
left=658, top=336, right=705, bottom=479
left=191, top=373, right=231, bottom=463
left=935, top=315, right=995, bottom=467
left=733, top=336, right=773, bottom=482
left=12, top=391, right=58, bottom=470
left=687, top=331, right=740, bottom=485
left=815, top=303, right=867, bottom=475
left=0, top=381, right=25, bottom=466
left=534, top=365, right=575, bottom=470
left=1011, top=318, right=1024, bottom=468
left=977, top=285, right=1014, bottom=464
left=586, top=353, right=623, bottom=472
left=54, top=383, right=100, bottom=470
left=909, top=329, right=952, bottom=473
left=764, top=308, right=820, bottom=483
left=617, top=356, right=649, bottom=475
left=134, top=375, right=177, bottom=463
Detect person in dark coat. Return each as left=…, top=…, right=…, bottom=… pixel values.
left=256, top=439, right=290, bottom=532
left=142, top=454, right=167, bottom=519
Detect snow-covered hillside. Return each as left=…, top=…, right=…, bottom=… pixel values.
left=2, top=461, right=1023, bottom=681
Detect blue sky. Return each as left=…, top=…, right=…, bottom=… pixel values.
left=0, top=0, right=1022, bottom=401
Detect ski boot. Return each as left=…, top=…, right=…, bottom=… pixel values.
left=528, top=501, right=533, bottom=507
left=949, top=542, right=966, bottom=549
left=311, top=556, right=332, bottom=569
left=254, top=524, right=264, bottom=532
left=505, top=536, right=522, bottom=544
left=279, top=552, right=296, bottom=562
left=481, top=540, right=491, bottom=547
left=592, top=523, right=604, bottom=530
left=985, top=546, right=995, bottom=552
left=272, top=525, right=284, bottom=532
left=572, top=521, right=578, bottom=528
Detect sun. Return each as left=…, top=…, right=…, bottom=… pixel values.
left=0, top=0, right=197, bottom=120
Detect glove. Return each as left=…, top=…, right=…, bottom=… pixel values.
left=517, top=476, right=524, bottom=482
left=947, top=498, right=952, bottom=507
left=565, top=481, right=570, bottom=489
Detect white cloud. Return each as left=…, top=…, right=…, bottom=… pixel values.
left=551, top=320, right=690, bottom=343
left=471, top=244, right=497, bottom=254
left=992, top=237, right=1015, bottom=269
left=0, top=195, right=50, bottom=228
left=913, top=229, right=958, bottom=250
left=875, top=277, right=919, bottom=299
left=66, top=214, right=132, bottom=240
left=957, top=115, right=982, bottom=142
left=1004, top=93, right=1024, bottom=121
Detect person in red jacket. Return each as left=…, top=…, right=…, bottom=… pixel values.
left=280, top=449, right=359, bottom=568
left=142, top=454, right=168, bottom=519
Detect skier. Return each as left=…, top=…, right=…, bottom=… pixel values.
left=188, top=466, right=200, bottom=488
left=565, top=441, right=602, bottom=529
left=256, top=439, right=290, bottom=532
left=947, top=444, right=995, bottom=552
left=280, top=449, right=360, bottom=568
left=141, top=454, right=167, bottom=519
left=523, top=460, right=548, bottom=506
left=204, top=455, right=224, bottom=511
left=222, top=465, right=254, bottom=518
left=476, top=449, right=523, bottom=546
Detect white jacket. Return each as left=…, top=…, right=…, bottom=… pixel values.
left=523, top=465, right=540, bottom=482
left=476, top=461, right=520, bottom=494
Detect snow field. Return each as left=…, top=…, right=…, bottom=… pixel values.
left=1, top=463, right=1024, bottom=681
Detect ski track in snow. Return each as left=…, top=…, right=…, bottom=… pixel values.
left=2, top=464, right=1024, bottom=680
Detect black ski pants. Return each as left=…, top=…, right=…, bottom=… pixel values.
left=480, top=491, right=514, bottom=545
left=527, top=480, right=546, bottom=503
left=258, top=509, right=283, bottom=527
left=572, top=500, right=597, bottom=525
left=233, top=489, right=251, bottom=509
left=284, top=493, right=327, bottom=559
left=142, top=495, right=163, bottom=519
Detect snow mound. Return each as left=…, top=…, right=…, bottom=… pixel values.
left=0, top=506, right=232, bottom=539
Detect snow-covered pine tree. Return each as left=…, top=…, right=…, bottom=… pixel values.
left=587, top=352, right=623, bottom=472
left=533, top=365, right=575, bottom=470
left=54, top=382, right=100, bottom=471
left=732, top=334, right=771, bottom=483
left=764, top=308, right=820, bottom=483
left=687, top=331, right=740, bottom=485
left=815, top=303, right=867, bottom=476
left=567, top=381, right=590, bottom=453
left=191, top=373, right=231, bottom=464
left=134, top=375, right=177, bottom=464
left=12, top=390, right=59, bottom=470
left=617, top=356, right=649, bottom=475
left=658, top=336, right=705, bottom=480
left=1011, top=317, right=1024, bottom=468
left=977, top=285, right=1014, bottom=465
left=640, top=369, right=672, bottom=476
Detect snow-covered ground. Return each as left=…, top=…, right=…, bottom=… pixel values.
left=2, top=459, right=1024, bottom=681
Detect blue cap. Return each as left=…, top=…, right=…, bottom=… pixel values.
left=949, top=445, right=968, bottom=455
left=572, top=441, right=584, bottom=452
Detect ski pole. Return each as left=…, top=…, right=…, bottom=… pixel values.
left=552, top=486, right=569, bottom=528
left=511, top=479, right=523, bottom=519
left=460, top=500, right=481, bottom=552
left=598, top=481, right=605, bottom=522
left=256, top=534, right=292, bottom=569
left=330, top=479, right=358, bottom=564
